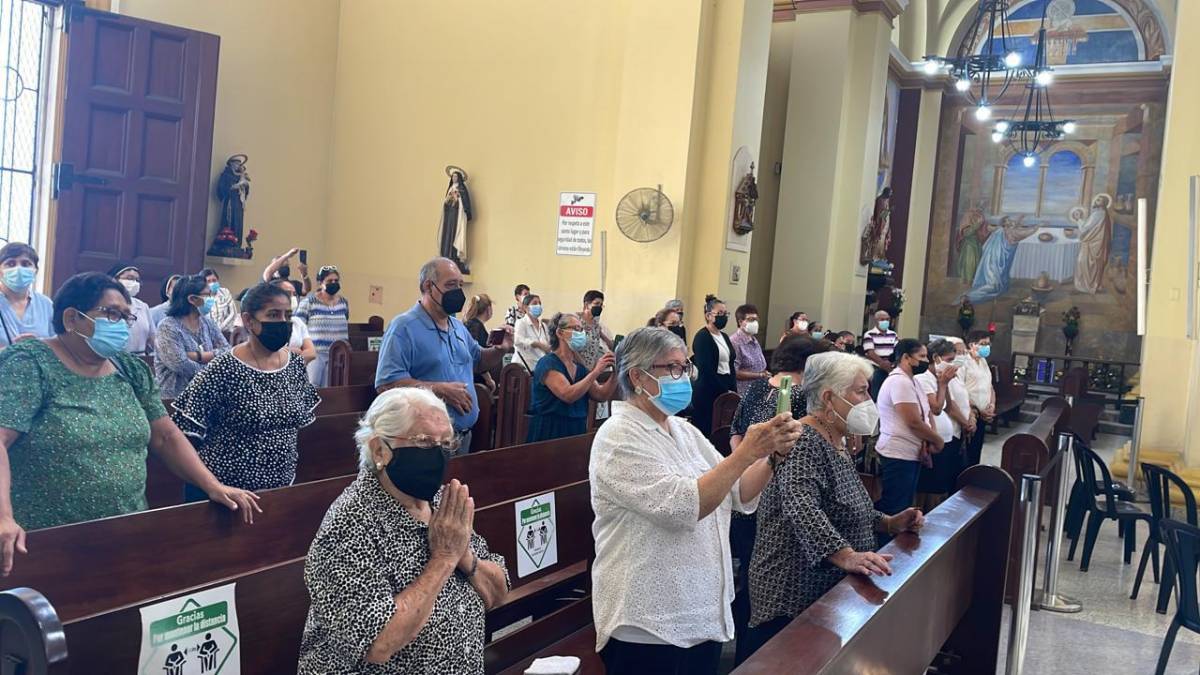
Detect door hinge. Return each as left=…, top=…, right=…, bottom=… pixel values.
left=52, top=163, right=109, bottom=199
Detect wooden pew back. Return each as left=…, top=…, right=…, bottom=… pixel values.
left=496, top=363, right=531, bottom=448
left=327, top=339, right=380, bottom=387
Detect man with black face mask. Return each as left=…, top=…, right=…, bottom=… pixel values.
left=375, top=257, right=513, bottom=454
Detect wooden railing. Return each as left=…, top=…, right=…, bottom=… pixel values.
left=1011, top=351, right=1139, bottom=408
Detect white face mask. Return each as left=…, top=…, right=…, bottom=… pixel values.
left=744, top=320, right=759, bottom=336
left=796, top=320, right=809, bottom=331
left=836, top=394, right=880, bottom=435
left=119, top=278, right=141, bottom=297
left=290, top=296, right=299, bottom=312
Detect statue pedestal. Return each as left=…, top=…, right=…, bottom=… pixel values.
left=205, top=255, right=257, bottom=268
left=1012, top=313, right=1041, bottom=371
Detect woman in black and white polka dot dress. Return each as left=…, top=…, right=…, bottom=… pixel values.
left=172, top=283, right=320, bottom=500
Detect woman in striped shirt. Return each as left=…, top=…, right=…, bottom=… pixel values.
left=295, top=265, right=349, bottom=386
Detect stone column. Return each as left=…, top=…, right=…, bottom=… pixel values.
left=1080, top=164, right=1095, bottom=205
left=991, top=164, right=1007, bottom=213
left=1035, top=161, right=1050, bottom=217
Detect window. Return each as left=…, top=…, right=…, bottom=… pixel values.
left=0, top=0, right=56, bottom=247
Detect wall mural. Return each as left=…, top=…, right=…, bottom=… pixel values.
left=920, top=1, right=1168, bottom=363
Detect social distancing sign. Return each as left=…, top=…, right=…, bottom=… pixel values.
left=515, top=491, right=558, bottom=578
left=139, top=583, right=240, bottom=675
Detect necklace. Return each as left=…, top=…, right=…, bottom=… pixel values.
left=807, top=413, right=847, bottom=451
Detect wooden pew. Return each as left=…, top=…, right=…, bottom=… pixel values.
left=0, top=434, right=597, bottom=674
left=733, top=465, right=1015, bottom=674
left=496, top=363, right=531, bottom=448
left=712, top=390, right=741, bottom=433
left=327, top=339, right=380, bottom=387
left=1059, top=366, right=1103, bottom=440
left=990, top=361, right=1027, bottom=431
left=472, top=383, right=496, bottom=452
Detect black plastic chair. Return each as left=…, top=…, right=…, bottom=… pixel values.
left=1067, top=443, right=1151, bottom=571
left=1132, top=463, right=1198, bottom=601
left=1065, top=434, right=1134, bottom=542
left=1154, top=519, right=1200, bottom=675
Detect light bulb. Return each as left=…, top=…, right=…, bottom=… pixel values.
left=1023, top=154, right=1037, bottom=168
left=974, top=105, right=992, bottom=121
left=923, top=59, right=940, bottom=75
left=995, top=120, right=1010, bottom=133
left=991, top=131, right=1004, bottom=144
left=1035, top=70, right=1054, bottom=86
left=1062, top=121, right=1077, bottom=134
left=1004, top=51, right=1022, bottom=68
left=955, top=77, right=971, bottom=92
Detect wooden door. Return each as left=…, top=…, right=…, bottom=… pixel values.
left=51, top=6, right=218, bottom=301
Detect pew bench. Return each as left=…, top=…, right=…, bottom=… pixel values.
left=990, top=361, right=1027, bottom=432
left=327, top=339, right=380, bottom=387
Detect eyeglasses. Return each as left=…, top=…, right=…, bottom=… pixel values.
left=391, top=434, right=462, bottom=452
left=89, top=306, right=137, bottom=325
left=649, top=360, right=695, bottom=380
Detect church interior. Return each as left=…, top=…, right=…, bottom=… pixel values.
left=1, top=0, right=1199, bottom=673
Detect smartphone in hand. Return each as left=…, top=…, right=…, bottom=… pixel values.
left=777, top=375, right=792, bottom=416
left=299, top=249, right=308, bottom=264
left=488, top=328, right=506, bottom=347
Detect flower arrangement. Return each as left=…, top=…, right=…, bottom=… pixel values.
left=891, top=287, right=906, bottom=314
left=1062, top=306, right=1081, bottom=355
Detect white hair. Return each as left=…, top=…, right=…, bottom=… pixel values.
left=802, top=352, right=874, bottom=412
left=946, top=336, right=964, bottom=345
left=354, top=387, right=450, bottom=470
left=616, top=326, right=685, bottom=399
left=418, top=256, right=456, bottom=292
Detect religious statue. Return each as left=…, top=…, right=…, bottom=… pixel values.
left=1074, top=193, right=1112, bottom=294
left=859, top=187, right=892, bottom=265
left=207, top=154, right=253, bottom=259
left=731, top=163, right=758, bottom=235
left=437, top=166, right=473, bottom=274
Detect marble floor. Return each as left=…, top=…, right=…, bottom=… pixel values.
left=984, top=425, right=1200, bottom=674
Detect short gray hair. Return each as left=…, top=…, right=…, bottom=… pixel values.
left=802, top=351, right=873, bottom=412
left=418, top=257, right=455, bottom=292
left=354, top=387, right=449, bottom=470
left=616, top=326, right=685, bottom=399
left=665, top=298, right=684, bottom=312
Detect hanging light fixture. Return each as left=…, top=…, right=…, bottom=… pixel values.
left=923, top=1, right=1034, bottom=120
left=989, top=7, right=1074, bottom=167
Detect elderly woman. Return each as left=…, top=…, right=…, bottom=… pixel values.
left=513, top=293, right=549, bottom=370
left=0, top=242, right=53, bottom=348
left=590, top=327, right=801, bottom=675
left=527, top=312, right=617, bottom=442
left=0, top=272, right=259, bottom=570
left=744, top=352, right=924, bottom=658
left=298, top=387, right=509, bottom=674
left=107, top=262, right=156, bottom=354
left=172, top=283, right=321, bottom=501
left=154, top=274, right=231, bottom=398
left=691, top=294, right=738, bottom=437
left=876, top=338, right=944, bottom=516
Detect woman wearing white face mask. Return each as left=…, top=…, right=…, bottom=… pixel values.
left=731, top=304, right=769, bottom=396
left=0, top=243, right=53, bottom=349
left=107, top=263, right=156, bottom=354
left=742, top=351, right=924, bottom=660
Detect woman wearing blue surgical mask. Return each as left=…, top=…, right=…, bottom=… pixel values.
left=513, top=293, right=550, bottom=371
left=589, top=327, right=802, bottom=675
left=153, top=274, right=231, bottom=398
left=0, top=243, right=53, bottom=349
left=0, top=272, right=259, bottom=559
left=198, top=268, right=237, bottom=332
left=526, top=312, right=617, bottom=443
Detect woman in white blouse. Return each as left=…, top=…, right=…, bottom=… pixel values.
left=590, top=327, right=802, bottom=674
left=512, top=293, right=549, bottom=370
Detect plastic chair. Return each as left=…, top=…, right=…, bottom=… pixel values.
left=1154, top=520, right=1200, bottom=675
left=1067, top=443, right=1151, bottom=572
left=1132, top=463, right=1198, bottom=601
left=1065, top=434, right=1134, bottom=543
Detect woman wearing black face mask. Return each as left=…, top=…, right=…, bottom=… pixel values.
left=171, top=283, right=320, bottom=502
left=298, top=387, right=510, bottom=674
left=874, top=338, right=944, bottom=523
left=690, top=294, right=738, bottom=437
left=295, top=265, right=350, bottom=386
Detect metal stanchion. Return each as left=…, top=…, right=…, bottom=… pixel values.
left=1127, top=396, right=1145, bottom=494
left=1038, top=433, right=1082, bottom=613
left=1006, top=474, right=1042, bottom=675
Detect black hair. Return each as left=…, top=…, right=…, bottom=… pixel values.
left=704, top=294, right=723, bottom=314
left=735, top=304, right=757, bottom=323
left=966, top=330, right=991, bottom=345
left=788, top=311, right=807, bottom=328
left=167, top=274, right=208, bottom=318
left=836, top=330, right=855, bottom=341
left=198, top=267, right=219, bottom=281
left=240, top=282, right=289, bottom=317
left=159, top=274, right=182, bottom=303
left=892, top=337, right=925, bottom=364
left=522, top=293, right=540, bottom=307
left=105, top=262, right=139, bottom=279
left=771, top=335, right=833, bottom=374
left=269, top=278, right=299, bottom=294
left=514, top=284, right=530, bottom=297
left=52, top=272, right=129, bottom=334
left=928, top=338, right=956, bottom=359
left=583, top=290, right=604, bottom=305
left=0, top=242, right=38, bottom=266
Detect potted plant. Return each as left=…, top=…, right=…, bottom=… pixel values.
left=957, top=297, right=975, bottom=336
left=1062, top=306, right=1081, bottom=356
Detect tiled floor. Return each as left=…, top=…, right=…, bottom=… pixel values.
left=984, top=425, right=1200, bottom=674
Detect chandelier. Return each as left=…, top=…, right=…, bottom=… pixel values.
left=922, top=1, right=1034, bottom=121
left=989, top=8, right=1075, bottom=167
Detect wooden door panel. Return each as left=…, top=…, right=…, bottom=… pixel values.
left=52, top=7, right=218, bottom=303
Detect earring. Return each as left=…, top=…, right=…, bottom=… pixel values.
left=375, top=461, right=384, bottom=472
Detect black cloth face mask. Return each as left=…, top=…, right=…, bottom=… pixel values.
left=713, top=315, right=728, bottom=330
left=324, top=281, right=341, bottom=295
left=383, top=443, right=447, bottom=502
left=438, top=286, right=466, bottom=315
left=590, top=305, right=603, bottom=318
left=255, top=320, right=292, bottom=352
left=911, top=359, right=930, bottom=376
left=668, top=325, right=687, bottom=341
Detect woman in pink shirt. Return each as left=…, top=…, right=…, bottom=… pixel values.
left=875, top=339, right=944, bottom=518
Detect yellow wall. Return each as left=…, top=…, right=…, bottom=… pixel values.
left=116, top=0, right=340, bottom=296
left=1140, top=0, right=1200, bottom=464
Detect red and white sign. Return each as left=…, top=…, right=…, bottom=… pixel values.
left=556, top=192, right=596, bottom=256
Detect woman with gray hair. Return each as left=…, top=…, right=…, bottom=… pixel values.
left=742, top=351, right=925, bottom=660
left=527, top=312, right=616, bottom=442
left=590, top=326, right=802, bottom=675
left=299, top=387, right=509, bottom=674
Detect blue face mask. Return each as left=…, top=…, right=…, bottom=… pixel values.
left=208, top=282, right=221, bottom=294
left=648, top=374, right=693, bottom=416
left=77, top=312, right=130, bottom=358
left=568, top=330, right=587, bottom=350
left=195, top=296, right=215, bottom=316
left=3, top=266, right=36, bottom=292
left=529, top=304, right=543, bottom=318
left=977, top=345, right=991, bottom=358
left=878, top=320, right=891, bottom=331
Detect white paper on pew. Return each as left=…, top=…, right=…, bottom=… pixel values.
left=515, top=491, right=558, bottom=578
left=525, top=655, right=581, bottom=674
left=137, top=582, right=241, bottom=675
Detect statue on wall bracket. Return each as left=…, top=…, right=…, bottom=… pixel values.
left=731, top=163, right=758, bottom=236
left=437, top=165, right=473, bottom=274
left=859, top=186, right=893, bottom=268
left=207, top=154, right=255, bottom=259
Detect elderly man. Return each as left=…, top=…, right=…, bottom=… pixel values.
left=862, top=310, right=897, bottom=397
left=375, top=257, right=513, bottom=453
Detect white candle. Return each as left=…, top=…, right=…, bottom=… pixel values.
left=1138, top=197, right=1147, bottom=336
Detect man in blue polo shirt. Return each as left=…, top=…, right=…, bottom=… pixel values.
left=376, top=257, right=513, bottom=454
